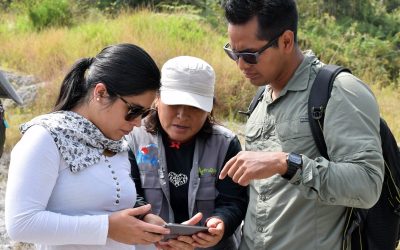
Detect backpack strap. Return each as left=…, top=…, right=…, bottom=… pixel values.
left=308, top=65, right=356, bottom=250
left=308, top=65, right=351, bottom=159
left=239, top=86, right=266, bottom=116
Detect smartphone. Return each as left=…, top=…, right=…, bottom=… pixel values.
left=163, top=223, right=209, bottom=240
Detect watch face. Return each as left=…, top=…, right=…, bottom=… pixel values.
left=289, top=153, right=302, bottom=165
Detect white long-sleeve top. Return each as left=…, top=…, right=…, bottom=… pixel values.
left=5, top=125, right=137, bottom=250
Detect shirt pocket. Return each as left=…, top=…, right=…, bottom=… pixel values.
left=276, top=116, right=314, bottom=150
left=196, top=176, right=217, bottom=217
left=245, top=118, right=275, bottom=144
left=197, top=176, right=217, bottom=200
left=141, top=172, right=163, bottom=215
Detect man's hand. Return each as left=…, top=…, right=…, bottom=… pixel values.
left=219, top=151, right=288, bottom=186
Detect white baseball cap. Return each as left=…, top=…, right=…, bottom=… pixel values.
left=160, top=56, right=215, bottom=112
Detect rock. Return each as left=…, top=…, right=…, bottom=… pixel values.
left=0, top=68, right=44, bottom=109
left=3, top=84, right=39, bottom=109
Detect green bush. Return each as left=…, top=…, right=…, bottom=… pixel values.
left=299, top=13, right=399, bottom=88
left=28, top=0, right=72, bottom=30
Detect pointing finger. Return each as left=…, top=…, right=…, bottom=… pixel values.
left=219, top=155, right=237, bottom=179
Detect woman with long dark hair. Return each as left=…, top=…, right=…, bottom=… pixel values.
left=5, top=43, right=170, bottom=249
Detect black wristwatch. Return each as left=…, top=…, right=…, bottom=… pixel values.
left=282, top=152, right=303, bottom=180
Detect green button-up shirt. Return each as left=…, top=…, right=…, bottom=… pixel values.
left=240, top=51, right=384, bottom=250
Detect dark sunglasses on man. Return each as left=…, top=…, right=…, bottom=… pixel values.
left=223, top=34, right=281, bottom=64
left=116, top=94, right=154, bottom=121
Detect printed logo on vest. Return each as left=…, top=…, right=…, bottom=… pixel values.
left=198, top=167, right=217, bottom=177
left=136, top=143, right=158, bottom=169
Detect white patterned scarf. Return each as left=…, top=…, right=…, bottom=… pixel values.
left=20, top=111, right=129, bottom=172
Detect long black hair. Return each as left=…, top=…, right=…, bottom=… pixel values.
left=53, top=43, right=161, bottom=111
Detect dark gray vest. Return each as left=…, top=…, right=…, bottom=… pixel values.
left=127, top=125, right=239, bottom=250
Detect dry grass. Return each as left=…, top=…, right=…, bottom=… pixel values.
left=0, top=9, right=399, bottom=150
left=372, top=85, right=400, bottom=140
left=0, top=10, right=250, bottom=150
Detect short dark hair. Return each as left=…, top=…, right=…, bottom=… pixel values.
left=53, top=43, right=160, bottom=111
left=224, top=0, right=298, bottom=43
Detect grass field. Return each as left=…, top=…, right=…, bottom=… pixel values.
left=0, top=9, right=399, bottom=150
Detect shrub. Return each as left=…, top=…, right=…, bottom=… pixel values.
left=28, top=0, right=73, bottom=30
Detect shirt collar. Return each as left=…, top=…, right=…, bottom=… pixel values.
left=279, top=50, right=319, bottom=96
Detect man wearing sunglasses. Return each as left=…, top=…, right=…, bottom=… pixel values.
left=219, top=1, right=383, bottom=250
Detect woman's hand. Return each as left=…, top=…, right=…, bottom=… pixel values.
left=143, top=213, right=166, bottom=226
left=155, top=212, right=203, bottom=250
left=192, top=217, right=224, bottom=248
left=108, top=204, right=170, bottom=245
left=156, top=238, right=195, bottom=250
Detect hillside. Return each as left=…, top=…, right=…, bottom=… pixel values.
left=0, top=2, right=399, bottom=146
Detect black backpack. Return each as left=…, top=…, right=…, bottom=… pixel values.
left=243, top=64, right=400, bottom=250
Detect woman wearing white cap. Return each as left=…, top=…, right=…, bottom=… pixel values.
left=126, top=56, right=248, bottom=250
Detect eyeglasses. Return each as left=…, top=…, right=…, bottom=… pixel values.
left=116, top=94, right=153, bottom=121
left=223, top=35, right=281, bottom=64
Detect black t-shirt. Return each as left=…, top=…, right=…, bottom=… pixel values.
left=161, top=131, right=195, bottom=223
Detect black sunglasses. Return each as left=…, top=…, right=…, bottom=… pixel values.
left=116, top=94, right=153, bottom=121
left=223, top=35, right=281, bottom=64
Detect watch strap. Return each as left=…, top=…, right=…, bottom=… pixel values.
left=282, top=152, right=302, bottom=180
